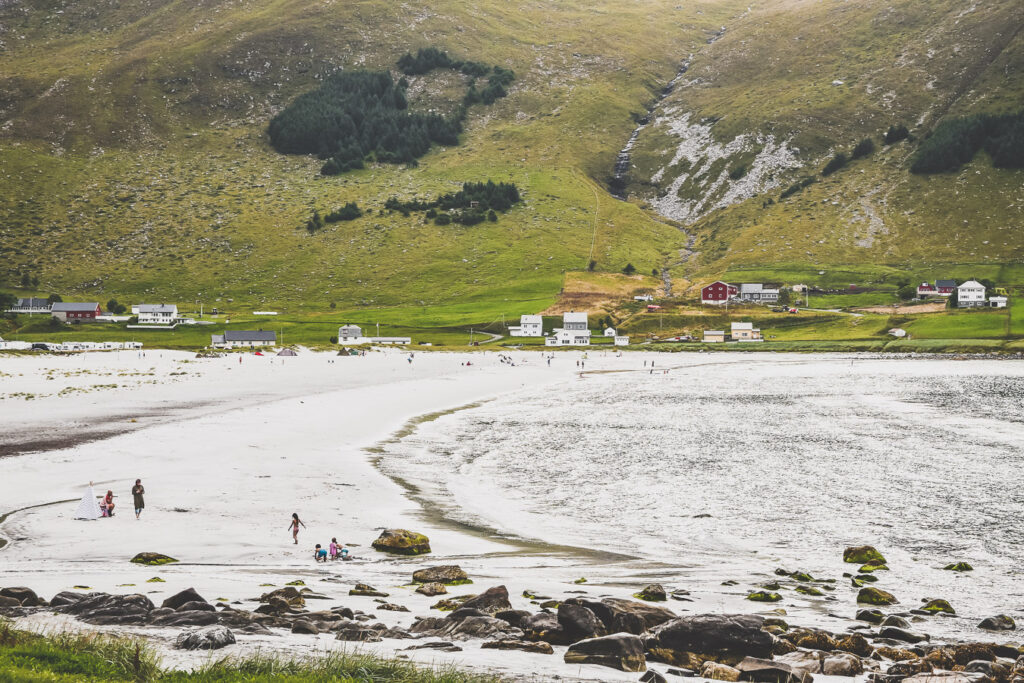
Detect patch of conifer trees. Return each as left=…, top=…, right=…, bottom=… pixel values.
left=911, top=111, right=1023, bottom=173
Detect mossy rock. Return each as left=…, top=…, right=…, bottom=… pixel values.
left=372, top=529, right=431, bottom=556
left=116, top=583, right=136, bottom=587
left=943, top=562, right=973, bottom=572
left=130, top=552, right=178, bottom=566
left=285, top=580, right=306, bottom=586
left=857, top=586, right=898, bottom=605
left=73, top=585, right=91, bottom=590
left=539, top=600, right=560, bottom=609
left=791, top=571, right=813, bottom=582
left=259, top=583, right=275, bottom=587
left=145, top=577, right=165, bottom=583
left=761, top=581, right=782, bottom=591
left=633, top=584, right=667, bottom=602
left=859, top=561, right=889, bottom=572
left=747, top=590, right=782, bottom=602
left=922, top=598, right=955, bottom=614
left=721, top=580, right=739, bottom=586
left=855, top=574, right=879, bottom=583
left=844, top=546, right=886, bottom=565
left=431, top=595, right=473, bottom=612
left=573, top=577, right=588, bottom=584
left=795, top=585, right=824, bottom=596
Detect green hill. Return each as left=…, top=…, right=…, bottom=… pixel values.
left=0, top=0, right=1021, bottom=323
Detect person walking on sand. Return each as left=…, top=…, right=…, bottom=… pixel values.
left=288, top=513, right=306, bottom=544
left=131, top=479, right=145, bottom=520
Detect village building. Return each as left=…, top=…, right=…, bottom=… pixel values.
left=916, top=282, right=938, bottom=297
left=603, top=327, right=617, bottom=337
left=508, top=314, right=543, bottom=337
left=935, top=279, right=957, bottom=296
left=634, top=294, right=654, bottom=302
left=956, top=280, right=987, bottom=308
left=738, top=284, right=780, bottom=303
left=5, top=297, right=51, bottom=313
left=614, top=335, right=630, bottom=346
left=210, top=330, right=277, bottom=348
left=703, top=330, right=726, bottom=343
left=544, top=311, right=591, bottom=346
left=51, top=302, right=101, bottom=322
left=988, top=296, right=1008, bottom=309
left=133, top=303, right=178, bottom=325
left=338, top=324, right=365, bottom=343
left=730, top=321, right=763, bottom=341
left=701, top=281, right=737, bottom=305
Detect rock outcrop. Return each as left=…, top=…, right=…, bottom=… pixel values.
left=175, top=625, right=235, bottom=650
left=564, top=633, right=647, bottom=672
left=371, top=529, right=431, bottom=555
left=645, top=614, right=774, bottom=667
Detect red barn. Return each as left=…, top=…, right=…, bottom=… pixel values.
left=51, top=302, right=101, bottom=322
left=701, top=281, right=737, bottom=305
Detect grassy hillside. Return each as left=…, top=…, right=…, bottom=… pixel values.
left=0, top=0, right=753, bottom=320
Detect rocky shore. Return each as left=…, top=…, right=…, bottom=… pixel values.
left=3, top=544, right=1021, bottom=682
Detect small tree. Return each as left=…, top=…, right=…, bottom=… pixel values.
left=30, top=276, right=39, bottom=288
left=19, top=272, right=30, bottom=288
left=948, top=288, right=960, bottom=308
left=329, top=302, right=336, bottom=309
left=106, top=299, right=126, bottom=315
left=883, top=124, right=909, bottom=145
left=897, top=284, right=917, bottom=301
left=822, top=152, right=848, bottom=176
left=622, top=263, right=636, bottom=275
left=778, top=288, right=791, bottom=306
left=487, top=210, right=497, bottom=222
left=587, top=260, right=597, bottom=272
left=47, top=293, right=63, bottom=303
left=652, top=268, right=660, bottom=277
left=851, top=138, right=875, bottom=160
left=0, top=292, right=16, bottom=310
left=434, top=213, right=452, bottom=226
left=330, top=335, right=338, bottom=344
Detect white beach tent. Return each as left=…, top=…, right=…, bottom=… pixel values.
left=74, top=484, right=102, bottom=520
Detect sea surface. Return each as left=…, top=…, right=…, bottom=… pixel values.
left=378, top=355, right=1024, bottom=638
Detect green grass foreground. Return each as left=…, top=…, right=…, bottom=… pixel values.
left=0, top=619, right=497, bottom=683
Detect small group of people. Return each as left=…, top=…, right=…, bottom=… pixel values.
left=88, top=479, right=145, bottom=520
left=289, top=514, right=352, bottom=563
left=314, top=538, right=352, bottom=562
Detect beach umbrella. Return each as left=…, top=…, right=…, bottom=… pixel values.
left=74, top=484, right=101, bottom=520
left=277, top=348, right=298, bottom=357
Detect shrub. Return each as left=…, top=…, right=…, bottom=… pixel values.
left=587, top=259, right=597, bottom=272
left=330, top=335, right=338, bottom=344
left=435, top=213, right=452, bottom=226
left=897, top=284, right=917, bottom=300
left=883, top=124, right=909, bottom=145
left=729, top=164, right=747, bottom=180
left=325, top=202, right=362, bottom=222
left=487, top=209, right=497, bottom=222
left=780, top=176, right=816, bottom=199
left=622, top=263, right=636, bottom=275
left=911, top=111, right=1024, bottom=173
left=851, top=137, right=875, bottom=159
left=822, top=152, right=848, bottom=176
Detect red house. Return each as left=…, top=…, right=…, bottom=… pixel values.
left=701, top=281, right=737, bottom=305
left=51, top=302, right=101, bottom=322
left=916, top=282, right=937, bottom=297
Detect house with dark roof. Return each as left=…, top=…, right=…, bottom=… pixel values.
left=132, top=303, right=178, bottom=325
left=5, top=298, right=51, bottom=314
left=935, top=279, right=957, bottom=296
left=51, top=302, right=101, bottom=322
left=210, top=330, right=277, bottom=348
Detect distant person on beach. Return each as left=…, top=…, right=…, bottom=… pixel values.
left=314, top=544, right=328, bottom=562
left=288, top=513, right=306, bottom=544
left=329, top=537, right=339, bottom=560
left=102, top=490, right=116, bottom=517
left=131, top=479, right=145, bottom=520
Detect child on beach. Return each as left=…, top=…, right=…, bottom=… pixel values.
left=288, top=513, right=306, bottom=544
left=314, top=544, right=328, bottom=562
left=329, top=537, right=339, bottom=560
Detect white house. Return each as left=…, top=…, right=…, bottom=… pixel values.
left=989, top=296, right=1008, bottom=309
left=211, top=330, right=276, bottom=348
left=544, top=312, right=591, bottom=346
left=703, top=330, right=725, bottom=343
left=5, top=297, right=51, bottom=314
left=634, top=294, right=654, bottom=302
left=738, top=284, right=780, bottom=303
left=730, top=321, right=763, bottom=341
left=133, top=303, right=178, bottom=325
left=508, top=314, right=543, bottom=337
left=957, top=280, right=986, bottom=308
left=338, top=324, right=365, bottom=343
left=603, top=327, right=617, bottom=337
left=563, top=312, right=588, bottom=330
left=614, top=335, right=630, bottom=346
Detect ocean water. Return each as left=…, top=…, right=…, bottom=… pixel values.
left=378, top=356, right=1024, bottom=637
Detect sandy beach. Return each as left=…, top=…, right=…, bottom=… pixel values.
left=2, top=349, right=1022, bottom=681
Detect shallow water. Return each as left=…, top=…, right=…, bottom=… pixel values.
left=379, top=356, right=1024, bottom=639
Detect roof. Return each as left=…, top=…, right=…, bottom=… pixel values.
left=338, top=324, right=362, bottom=333
left=17, top=297, right=50, bottom=307
left=210, top=334, right=224, bottom=344
left=702, top=281, right=730, bottom=288
left=520, top=315, right=542, bottom=324
left=224, top=330, right=276, bottom=342
left=704, top=330, right=725, bottom=335
left=958, top=280, right=983, bottom=288
left=51, top=302, right=99, bottom=312
left=936, top=279, right=957, bottom=287
left=731, top=322, right=754, bottom=330
left=739, top=283, right=763, bottom=294
left=563, top=312, right=588, bottom=323
left=136, top=304, right=177, bottom=313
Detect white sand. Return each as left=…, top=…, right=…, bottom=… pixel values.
left=0, top=348, right=670, bottom=681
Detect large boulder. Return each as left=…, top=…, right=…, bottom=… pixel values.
left=844, top=546, right=886, bottom=565
left=635, top=584, right=668, bottom=602
left=48, top=592, right=85, bottom=608
left=260, top=586, right=305, bottom=606
left=645, top=614, right=774, bottom=667
left=56, top=592, right=155, bottom=625
left=563, top=597, right=676, bottom=635
left=823, top=653, right=864, bottom=676
left=922, top=599, right=955, bottom=615
left=564, top=633, right=647, bottom=672
left=902, top=673, right=990, bottom=683
left=409, top=613, right=522, bottom=641
left=459, top=585, right=511, bottom=614
left=879, top=626, right=929, bottom=644
left=557, top=603, right=606, bottom=641
left=130, top=552, right=178, bottom=565
left=856, top=609, right=885, bottom=624
left=175, top=625, right=235, bottom=650
left=416, top=583, right=447, bottom=597
left=736, top=656, right=813, bottom=683
left=521, top=611, right=564, bottom=642
left=703, top=662, right=742, bottom=681
left=0, top=596, right=20, bottom=609
left=411, top=566, right=469, bottom=585
left=858, top=587, right=898, bottom=605
left=977, top=615, right=1015, bottom=631
left=349, top=583, right=388, bottom=598
left=371, top=529, right=430, bottom=555
left=0, top=587, right=43, bottom=607
left=162, top=588, right=207, bottom=611
left=177, top=601, right=216, bottom=613
left=777, top=650, right=825, bottom=675
left=151, top=610, right=219, bottom=627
